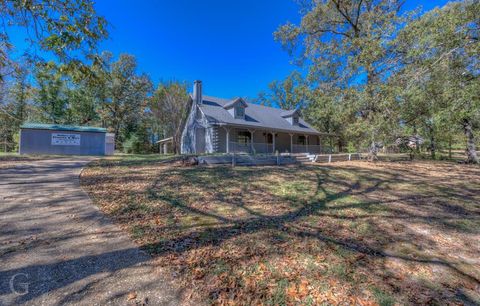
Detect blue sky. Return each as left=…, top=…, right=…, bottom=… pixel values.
left=12, top=0, right=451, bottom=99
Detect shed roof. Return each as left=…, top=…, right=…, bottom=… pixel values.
left=156, top=137, right=173, bottom=144
left=199, top=95, right=321, bottom=135
left=21, top=123, right=107, bottom=133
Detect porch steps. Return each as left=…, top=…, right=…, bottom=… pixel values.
left=293, top=153, right=316, bottom=164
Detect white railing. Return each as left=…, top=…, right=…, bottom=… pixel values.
left=229, top=142, right=273, bottom=154
left=291, top=145, right=334, bottom=154
left=228, top=142, right=331, bottom=155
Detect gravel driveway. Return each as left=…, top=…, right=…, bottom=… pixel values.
left=0, top=157, right=183, bottom=305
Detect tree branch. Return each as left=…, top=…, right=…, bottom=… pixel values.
left=331, top=0, right=360, bottom=34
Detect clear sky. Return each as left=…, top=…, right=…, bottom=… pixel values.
left=12, top=0, right=452, bottom=99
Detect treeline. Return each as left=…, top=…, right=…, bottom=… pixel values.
left=0, top=53, right=188, bottom=153
left=0, top=57, right=189, bottom=154
left=260, top=0, right=479, bottom=163
left=1, top=1, right=188, bottom=154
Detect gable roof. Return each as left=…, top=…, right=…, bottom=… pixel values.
left=21, top=123, right=107, bottom=133
left=223, top=97, right=248, bottom=109
left=198, top=95, right=321, bottom=135
left=281, top=109, right=301, bottom=118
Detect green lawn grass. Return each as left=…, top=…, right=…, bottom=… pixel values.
left=0, top=152, right=49, bottom=162
left=81, top=158, right=480, bottom=305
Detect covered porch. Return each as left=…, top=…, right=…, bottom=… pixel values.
left=216, top=126, right=334, bottom=155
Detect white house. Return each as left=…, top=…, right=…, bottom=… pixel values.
left=181, top=81, right=326, bottom=155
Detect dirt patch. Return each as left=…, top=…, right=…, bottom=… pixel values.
left=81, top=159, right=480, bottom=305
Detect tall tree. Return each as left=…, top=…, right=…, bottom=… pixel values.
left=0, top=66, right=30, bottom=151
left=0, top=0, right=107, bottom=61
left=10, top=66, right=30, bottom=126
left=396, top=1, right=479, bottom=163
left=92, top=52, right=152, bottom=149
left=275, top=0, right=407, bottom=159
left=65, top=68, right=100, bottom=125
left=34, top=62, right=69, bottom=124
left=149, top=81, right=189, bottom=154
left=258, top=71, right=307, bottom=110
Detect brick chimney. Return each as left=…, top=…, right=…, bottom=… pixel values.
left=193, top=80, right=202, bottom=105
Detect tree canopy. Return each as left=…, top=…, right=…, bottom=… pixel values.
left=0, top=0, right=478, bottom=161
left=266, top=0, right=479, bottom=163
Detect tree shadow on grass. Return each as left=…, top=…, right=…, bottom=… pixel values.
left=3, top=160, right=479, bottom=304
left=0, top=246, right=185, bottom=305
left=139, top=163, right=480, bottom=303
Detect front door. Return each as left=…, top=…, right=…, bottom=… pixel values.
left=195, top=127, right=206, bottom=154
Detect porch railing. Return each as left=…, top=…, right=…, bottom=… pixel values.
left=292, top=145, right=336, bottom=154
left=228, top=142, right=333, bottom=155
left=229, top=142, right=273, bottom=154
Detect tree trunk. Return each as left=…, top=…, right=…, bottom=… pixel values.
left=430, top=133, right=436, bottom=159
left=427, top=124, right=436, bottom=159
left=413, top=125, right=420, bottom=154
left=448, top=138, right=452, bottom=159
left=368, top=141, right=378, bottom=161
left=463, top=119, right=478, bottom=164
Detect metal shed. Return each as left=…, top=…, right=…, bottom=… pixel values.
left=19, top=123, right=114, bottom=156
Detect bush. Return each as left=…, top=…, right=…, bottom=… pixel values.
left=123, top=134, right=152, bottom=154
left=346, top=142, right=357, bottom=153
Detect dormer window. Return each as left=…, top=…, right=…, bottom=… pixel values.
left=235, top=106, right=245, bottom=119
left=281, top=109, right=301, bottom=126
left=224, top=97, right=248, bottom=120
left=293, top=116, right=299, bottom=125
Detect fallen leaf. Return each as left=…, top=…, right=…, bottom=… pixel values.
left=127, top=291, right=137, bottom=301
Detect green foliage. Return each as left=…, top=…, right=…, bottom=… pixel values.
left=371, top=287, right=395, bottom=306
left=1, top=0, right=108, bottom=60
left=395, top=0, right=479, bottom=162
left=346, top=142, right=356, bottom=154
left=122, top=121, right=153, bottom=154
left=149, top=81, right=189, bottom=154
left=34, top=62, right=69, bottom=124
left=258, top=71, right=307, bottom=110
left=269, top=0, right=479, bottom=162
left=273, top=0, right=409, bottom=156
left=91, top=52, right=153, bottom=150
left=0, top=65, right=31, bottom=152
left=12, top=132, right=20, bottom=152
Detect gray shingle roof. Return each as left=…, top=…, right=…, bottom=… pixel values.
left=223, top=97, right=248, bottom=109
left=281, top=109, right=300, bottom=118
left=199, top=95, right=320, bottom=135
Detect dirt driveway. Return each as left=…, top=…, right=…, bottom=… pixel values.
left=0, top=158, right=183, bottom=305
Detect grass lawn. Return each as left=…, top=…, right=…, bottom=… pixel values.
left=0, top=152, right=43, bottom=162
left=81, top=158, right=480, bottom=305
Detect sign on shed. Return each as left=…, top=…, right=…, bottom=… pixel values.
left=51, top=133, right=81, bottom=146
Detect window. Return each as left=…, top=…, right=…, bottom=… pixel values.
left=266, top=133, right=273, bottom=144
left=237, top=131, right=251, bottom=144
left=298, top=135, right=306, bottom=145
left=293, top=116, right=299, bottom=125
left=235, top=106, right=245, bottom=119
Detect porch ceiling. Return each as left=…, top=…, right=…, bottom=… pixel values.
left=214, top=123, right=336, bottom=137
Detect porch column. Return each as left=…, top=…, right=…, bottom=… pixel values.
left=289, top=133, right=293, bottom=154
left=224, top=127, right=230, bottom=153
left=305, top=134, right=309, bottom=153
left=249, top=129, right=255, bottom=153
left=271, top=132, right=276, bottom=154
left=318, top=136, right=321, bottom=153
